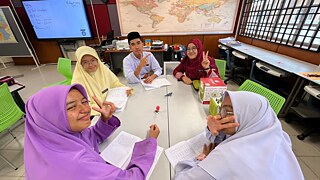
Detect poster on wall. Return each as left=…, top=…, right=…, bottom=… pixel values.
left=0, top=9, right=17, bottom=43
left=116, top=0, right=240, bottom=35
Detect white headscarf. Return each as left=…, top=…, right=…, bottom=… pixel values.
left=199, top=91, right=304, bottom=180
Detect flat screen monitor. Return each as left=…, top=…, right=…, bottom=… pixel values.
left=22, top=0, right=92, bottom=40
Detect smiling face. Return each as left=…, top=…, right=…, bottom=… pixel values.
left=129, top=38, right=144, bottom=57
left=66, top=89, right=91, bottom=132
left=81, top=55, right=99, bottom=73
left=186, top=43, right=198, bottom=60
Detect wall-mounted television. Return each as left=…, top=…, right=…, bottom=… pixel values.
left=22, top=0, right=92, bottom=40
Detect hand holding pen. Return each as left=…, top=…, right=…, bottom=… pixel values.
left=148, top=124, right=160, bottom=139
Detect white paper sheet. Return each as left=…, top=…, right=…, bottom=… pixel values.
left=141, top=78, right=171, bottom=90
left=165, top=132, right=210, bottom=168
left=100, top=131, right=163, bottom=179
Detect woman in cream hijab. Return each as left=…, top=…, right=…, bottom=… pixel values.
left=72, top=46, right=127, bottom=115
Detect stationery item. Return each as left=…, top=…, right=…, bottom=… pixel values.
left=165, top=132, right=211, bottom=168
left=141, top=78, right=171, bottom=90
left=164, top=92, right=173, bottom=96
left=105, top=87, right=129, bottom=111
left=102, top=87, right=109, bottom=94
left=299, top=72, right=320, bottom=80
left=100, top=131, right=163, bottom=180
left=155, top=105, right=160, bottom=113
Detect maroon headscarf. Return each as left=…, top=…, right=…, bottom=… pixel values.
left=173, top=39, right=219, bottom=80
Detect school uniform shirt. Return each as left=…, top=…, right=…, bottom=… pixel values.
left=174, top=91, right=304, bottom=180
left=24, top=84, right=158, bottom=180
left=123, top=51, right=162, bottom=84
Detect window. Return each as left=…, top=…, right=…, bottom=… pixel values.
left=238, top=0, right=320, bottom=52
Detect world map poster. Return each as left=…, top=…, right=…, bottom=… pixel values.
left=117, top=0, right=240, bottom=35
left=0, top=9, right=17, bottom=43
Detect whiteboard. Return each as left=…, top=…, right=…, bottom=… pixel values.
left=0, top=6, right=32, bottom=56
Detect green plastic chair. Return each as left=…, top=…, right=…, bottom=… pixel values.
left=48, top=57, right=72, bottom=86
left=0, top=83, right=25, bottom=170
left=238, top=79, right=286, bottom=115
left=192, top=59, right=227, bottom=90
left=215, top=59, right=227, bottom=80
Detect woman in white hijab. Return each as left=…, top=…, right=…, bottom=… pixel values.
left=72, top=46, right=131, bottom=116
left=174, top=91, right=304, bottom=180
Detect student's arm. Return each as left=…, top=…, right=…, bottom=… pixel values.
left=83, top=116, right=120, bottom=145
left=173, top=61, right=186, bottom=80
left=77, top=137, right=158, bottom=180
left=149, top=53, right=162, bottom=77
left=174, top=160, right=216, bottom=180
left=205, top=126, right=217, bottom=143
left=104, top=66, right=125, bottom=88
left=116, top=137, right=157, bottom=179
left=123, top=56, right=141, bottom=84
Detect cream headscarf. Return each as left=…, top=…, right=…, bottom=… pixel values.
left=71, top=46, right=124, bottom=115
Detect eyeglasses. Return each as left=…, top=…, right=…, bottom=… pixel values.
left=220, top=107, right=234, bottom=118
left=81, top=59, right=98, bottom=67
left=186, top=46, right=197, bottom=51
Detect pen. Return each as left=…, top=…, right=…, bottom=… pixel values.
left=165, top=92, right=173, bottom=96
left=306, top=74, right=320, bottom=77
left=102, top=88, right=109, bottom=94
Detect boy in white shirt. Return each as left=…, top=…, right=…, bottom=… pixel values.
left=123, top=31, right=162, bottom=84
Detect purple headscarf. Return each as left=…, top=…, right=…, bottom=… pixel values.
left=24, top=84, right=121, bottom=179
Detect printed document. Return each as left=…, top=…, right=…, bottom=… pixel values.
left=165, top=132, right=211, bottom=168
left=100, top=131, right=163, bottom=179
left=105, top=87, right=129, bottom=111
left=141, top=78, right=171, bottom=90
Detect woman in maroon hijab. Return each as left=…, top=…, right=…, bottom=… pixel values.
left=173, top=39, right=219, bottom=84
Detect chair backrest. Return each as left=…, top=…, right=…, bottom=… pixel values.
left=57, top=57, right=72, bottom=81
left=215, top=59, right=226, bottom=80
left=0, top=83, right=24, bottom=132
left=238, top=80, right=286, bottom=115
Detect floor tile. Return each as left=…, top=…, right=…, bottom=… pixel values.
left=297, top=157, right=319, bottom=180
left=3, top=134, right=24, bottom=150
left=0, top=150, right=24, bottom=177
left=300, top=157, right=320, bottom=178
left=290, top=136, right=320, bottom=156
left=280, top=119, right=302, bottom=136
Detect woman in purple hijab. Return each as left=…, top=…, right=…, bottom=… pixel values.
left=173, top=39, right=219, bottom=84
left=24, top=84, right=160, bottom=180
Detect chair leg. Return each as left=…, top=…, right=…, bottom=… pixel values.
left=297, top=128, right=316, bottom=140
left=8, top=129, right=16, bottom=139
left=0, top=153, right=18, bottom=170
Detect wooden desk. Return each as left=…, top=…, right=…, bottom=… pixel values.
left=93, top=75, right=209, bottom=180
left=220, top=41, right=319, bottom=117
left=8, top=83, right=25, bottom=113
left=104, top=49, right=166, bottom=71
